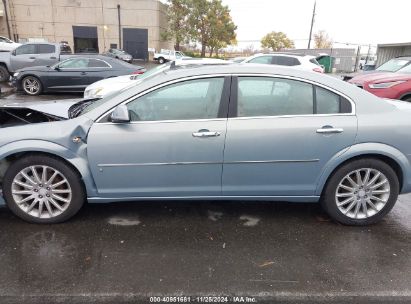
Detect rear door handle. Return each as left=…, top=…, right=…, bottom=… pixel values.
left=81, top=72, right=87, bottom=75
left=50, top=56, right=57, bottom=59
left=192, top=130, right=221, bottom=138
left=316, top=126, right=344, bottom=134
left=29, top=57, right=36, bottom=59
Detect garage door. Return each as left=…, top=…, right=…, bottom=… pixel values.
left=123, top=28, right=148, bottom=61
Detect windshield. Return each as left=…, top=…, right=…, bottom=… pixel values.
left=377, top=58, right=411, bottom=72
left=78, top=63, right=172, bottom=116
left=397, top=64, right=411, bottom=74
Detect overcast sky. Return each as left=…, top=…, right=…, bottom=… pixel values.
left=220, top=0, right=409, bottom=51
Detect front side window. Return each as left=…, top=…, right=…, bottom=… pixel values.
left=248, top=56, right=273, bottom=64
left=38, top=44, right=56, bottom=54
left=15, top=44, right=37, bottom=55
left=237, top=77, right=314, bottom=117
left=58, top=58, right=89, bottom=68
left=126, top=78, right=225, bottom=121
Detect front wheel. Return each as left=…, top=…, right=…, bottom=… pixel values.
left=158, top=57, right=166, bottom=64
left=22, top=75, right=42, bottom=95
left=321, top=158, right=399, bottom=226
left=0, top=65, right=10, bottom=82
left=3, top=154, right=85, bottom=224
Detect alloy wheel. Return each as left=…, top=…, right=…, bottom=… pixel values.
left=11, top=165, right=72, bottom=219
left=23, top=77, right=40, bottom=95
left=335, top=168, right=390, bottom=219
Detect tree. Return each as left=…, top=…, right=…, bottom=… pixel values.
left=190, top=0, right=237, bottom=57
left=314, top=30, right=333, bottom=49
left=161, top=0, right=191, bottom=51
left=261, top=31, right=294, bottom=51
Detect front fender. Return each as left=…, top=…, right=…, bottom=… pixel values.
left=315, top=142, right=411, bottom=195
left=0, top=140, right=98, bottom=197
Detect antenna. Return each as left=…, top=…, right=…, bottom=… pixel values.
left=307, top=1, right=316, bottom=49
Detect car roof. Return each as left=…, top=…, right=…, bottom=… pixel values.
left=253, top=52, right=308, bottom=57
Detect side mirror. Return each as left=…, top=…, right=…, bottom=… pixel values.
left=111, top=105, right=130, bottom=123
left=11, top=50, right=16, bottom=56
left=54, top=66, right=60, bottom=71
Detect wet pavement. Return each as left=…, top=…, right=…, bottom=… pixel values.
left=0, top=195, right=410, bottom=304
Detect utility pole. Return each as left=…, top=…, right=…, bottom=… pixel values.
left=307, top=1, right=316, bottom=49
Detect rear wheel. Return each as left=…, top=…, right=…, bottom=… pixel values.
left=321, top=158, right=399, bottom=225
left=22, top=76, right=42, bottom=95
left=3, top=155, right=85, bottom=224
left=158, top=57, right=165, bottom=64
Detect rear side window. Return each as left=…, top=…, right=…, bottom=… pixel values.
left=310, top=58, right=321, bottom=66
left=273, top=56, right=300, bottom=66
left=237, top=77, right=314, bottom=117
left=315, top=86, right=352, bottom=114
left=236, top=77, right=352, bottom=117
left=38, top=44, right=56, bottom=54
left=88, top=59, right=110, bottom=68
left=248, top=56, right=273, bottom=64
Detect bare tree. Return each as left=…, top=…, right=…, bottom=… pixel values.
left=314, top=30, right=333, bottom=49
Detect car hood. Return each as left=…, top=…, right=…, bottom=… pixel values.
left=349, top=72, right=411, bottom=84
left=0, top=98, right=82, bottom=119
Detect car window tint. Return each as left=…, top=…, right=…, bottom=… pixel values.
left=316, top=87, right=340, bottom=114
left=15, top=44, right=37, bottom=55
left=127, top=78, right=225, bottom=121
left=276, top=56, right=300, bottom=66
left=38, top=44, right=55, bottom=54
left=88, top=59, right=110, bottom=68
left=237, top=77, right=314, bottom=117
left=248, top=56, right=272, bottom=64
left=59, top=58, right=89, bottom=68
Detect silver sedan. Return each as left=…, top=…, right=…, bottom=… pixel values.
left=0, top=63, right=411, bottom=225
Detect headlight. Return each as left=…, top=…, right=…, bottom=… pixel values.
left=13, top=72, right=19, bottom=77
left=369, top=81, right=406, bottom=89
left=84, top=87, right=104, bottom=99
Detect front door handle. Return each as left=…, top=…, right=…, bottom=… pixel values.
left=81, top=72, right=87, bottom=75
left=316, top=126, right=344, bottom=134
left=29, top=57, right=36, bottom=59
left=192, top=130, right=221, bottom=138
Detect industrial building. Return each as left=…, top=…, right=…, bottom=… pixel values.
left=0, top=0, right=173, bottom=60
left=376, top=42, right=411, bottom=67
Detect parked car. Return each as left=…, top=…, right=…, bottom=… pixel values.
left=348, top=64, right=411, bottom=101
left=343, top=56, right=411, bottom=82
left=104, top=48, right=133, bottom=63
left=241, top=53, right=324, bottom=73
left=11, top=55, right=146, bottom=95
left=0, top=36, right=21, bottom=52
left=84, top=58, right=231, bottom=99
left=153, top=50, right=191, bottom=64
left=1, top=64, right=410, bottom=225
left=0, top=43, right=70, bottom=82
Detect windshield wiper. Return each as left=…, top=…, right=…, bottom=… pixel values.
left=68, top=98, right=99, bottom=119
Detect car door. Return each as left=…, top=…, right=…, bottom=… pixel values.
left=222, top=76, right=357, bottom=197
left=36, top=44, right=59, bottom=66
left=87, top=76, right=231, bottom=198
left=45, top=58, right=89, bottom=92
left=10, top=44, right=38, bottom=71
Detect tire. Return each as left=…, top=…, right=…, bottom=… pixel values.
left=2, top=154, right=85, bottom=224
left=158, top=57, right=165, bottom=64
left=0, top=65, right=10, bottom=82
left=321, top=158, right=399, bottom=226
left=401, top=96, right=411, bottom=102
left=22, top=75, right=43, bottom=95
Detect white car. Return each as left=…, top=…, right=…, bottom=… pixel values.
left=0, top=36, right=21, bottom=52
left=241, top=53, right=324, bottom=73
left=153, top=50, right=191, bottom=64
left=84, top=58, right=231, bottom=99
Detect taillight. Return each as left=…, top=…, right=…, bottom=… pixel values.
left=313, top=67, right=324, bottom=73
left=132, top=70, right=145, bottom=75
